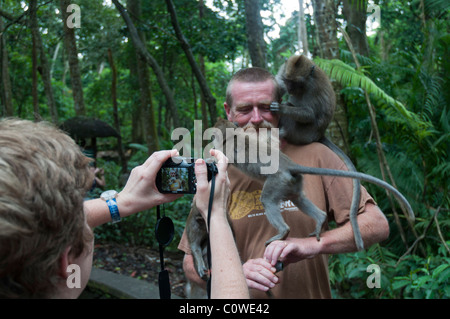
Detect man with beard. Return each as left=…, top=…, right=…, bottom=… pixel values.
left=178, top=67, right=389, bottom=298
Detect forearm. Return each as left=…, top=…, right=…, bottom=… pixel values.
left=209, top=212, right=249, bottom=299
left=84, top=191, right=154, bottom=229
left=264, top=203, right=390, bottom=266
left=318, top=203, right=389, bottom=254
left=84, top=198, right=109, bottom=228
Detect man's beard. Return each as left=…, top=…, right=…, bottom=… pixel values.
left=241, top=120, right=280, bottom=147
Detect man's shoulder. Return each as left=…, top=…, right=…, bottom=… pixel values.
left=283, top=141, right=335, bottom=156
left=283, top=141, right=343, bottom=168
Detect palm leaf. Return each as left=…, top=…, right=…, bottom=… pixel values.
left=424, top=0, right=450, bottom=18
left=314, top=58, right=432, bottom=137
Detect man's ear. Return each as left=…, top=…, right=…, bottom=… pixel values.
left=224, top=102, right=232, bottom=121
left=58, top=246, right=72, bottom=279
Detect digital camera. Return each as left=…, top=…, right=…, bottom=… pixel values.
left=156, top=157, right=217, bottom=194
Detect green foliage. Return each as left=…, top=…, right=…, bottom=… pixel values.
left=392, top=255, right=450, bottom=299
left=314, top=57, right=432, bottom=139
left=1, top=0, right=448, bottom=299
left=330, top=244, right=450, bottom=298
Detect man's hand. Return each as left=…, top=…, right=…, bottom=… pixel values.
left=242, top=258, right=278, bottom=292
left=263, top=237, right=319, bottom=268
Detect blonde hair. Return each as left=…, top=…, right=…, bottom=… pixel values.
left=225, top=67, right=282, bottom=108
left=0, top=118, right=93, bottom=298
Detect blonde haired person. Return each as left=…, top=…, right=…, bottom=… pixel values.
left=0, top=118, right=247, bottom=298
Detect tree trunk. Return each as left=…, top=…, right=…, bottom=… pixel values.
left=30, top=0, right=40, bottom=121
left=243, top=0, right=267, bottom=68
left=0, top=17, right=14, bottom=116
left=312, top=0, right=350, bottom=155
left=125, top=2, right=144, bottom=145
left=60, top=0, right=86, bottom=116
left=30, top=0, right=58, bottom=123
left=113, top=0, right=179, bottom=128
left=312, top=0, right=339, bottom=59
left=127, top=0, right=159, bottom=154
left=165, top=0, right=217, bottom=126
left=107, top=48, right=128, bottom=177
left=50, top=41, right=61, bottom=79
left=198, top=0, right=209, bottom=128
left=342, top=0, right=370, bottom=57
left=298, top=0, right=310, bottom=57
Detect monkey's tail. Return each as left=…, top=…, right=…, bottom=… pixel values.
left=291, top=165, right=415, bottom=222
left=320, top=137, right=364, bottom=251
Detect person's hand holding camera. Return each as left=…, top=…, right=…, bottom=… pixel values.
left=117, top=150, right=184, bottom=217
left=194, top=149, right=230, bottom=224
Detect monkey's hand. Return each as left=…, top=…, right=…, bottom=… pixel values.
left=270, top=102, right=280, bottom=113
left=195, top=263, right=210, bottom=281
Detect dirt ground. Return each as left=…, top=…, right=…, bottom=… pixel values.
left=92, top=242, right=187, bottom=298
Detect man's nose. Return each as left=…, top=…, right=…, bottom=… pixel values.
left=250, top=107, right=263, bottom=124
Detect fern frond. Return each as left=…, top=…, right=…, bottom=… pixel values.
left=339, top=49, right=374, bottom=67
left=314, top=58, right=433, bottom=138
left=420, top=71, right=445, bottom=119
left=424, top=0, right=450, bottom=18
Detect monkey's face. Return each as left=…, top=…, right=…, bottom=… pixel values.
left=281, top=74, right=308, bottom=96
left=224, top=79, right=279, bottom=129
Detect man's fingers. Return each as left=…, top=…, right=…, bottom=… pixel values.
left=264, top=240, right=288, bottom=265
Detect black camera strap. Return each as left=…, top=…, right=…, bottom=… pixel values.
left=155, top=205, right=174, bottom=299
left=206, top=170, right=216, bottom=299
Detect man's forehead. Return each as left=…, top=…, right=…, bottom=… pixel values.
left=230, top=80, right=274, bottom=97
left=234, top=98, right=272, bottom=108
left=230, top=78, right=274, bottom=89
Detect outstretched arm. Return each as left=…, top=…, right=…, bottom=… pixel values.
left=194, top=149, right=249, bottom=299
left=84, top=150, right=182, bottom=228
left=264, top=203, right=389, bottom=266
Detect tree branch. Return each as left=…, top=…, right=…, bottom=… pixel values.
left=112, top=0, right=179, bottom=127
left=395, top=204, right=444, bottom=267
left=340, top=26, right=420, bottom=254
left=165, top=0, right=217, bottom=125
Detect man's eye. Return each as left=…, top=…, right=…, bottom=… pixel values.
left=237, top=106, right=252, bottom=113
left=259, top=104, right=271, bottom=111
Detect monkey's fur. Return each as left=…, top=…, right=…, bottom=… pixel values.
left=186, top=199, right=209, bottom=280
left=185, top=119, right=414, bottom=282
left=271, top=55, right=363, bottom=250
left=273, top=55, right=335, bottom=144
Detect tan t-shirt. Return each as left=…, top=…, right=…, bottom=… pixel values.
left=178, top=142, right=375, bottom=298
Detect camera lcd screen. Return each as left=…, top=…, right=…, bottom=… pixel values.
left=158, top=167, right=194, bottom=193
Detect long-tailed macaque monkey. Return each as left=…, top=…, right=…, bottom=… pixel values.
left=271, top=55, right=363, bottom=250
left=185, top=119, right=414, bottom=281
